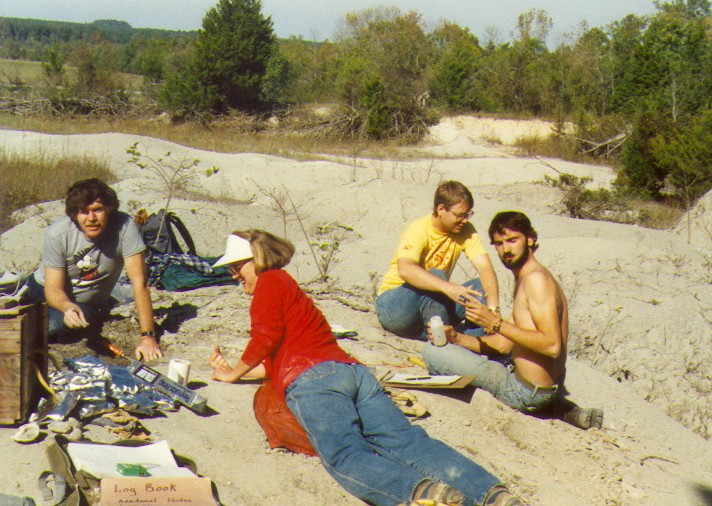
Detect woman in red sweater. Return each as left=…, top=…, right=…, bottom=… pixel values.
left=209, top=230, right=520, bottom=506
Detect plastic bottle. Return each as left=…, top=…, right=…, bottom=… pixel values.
left=429, top=315, right=447, bottom=347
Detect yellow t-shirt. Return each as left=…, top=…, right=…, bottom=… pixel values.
left=378, top=214, right=487, bottom=295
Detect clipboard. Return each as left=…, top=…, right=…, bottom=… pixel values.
left=383, top=374, right=475, bottom=389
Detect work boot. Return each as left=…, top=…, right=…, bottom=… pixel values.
left=484, top=485, right=524, bottom=506
left=412, top=480, right=464, bottom=506
left=552, top=396, right=604, bottom=430
left=562, top=406, right=604, bottom=430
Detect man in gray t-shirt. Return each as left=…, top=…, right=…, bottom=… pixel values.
left=26, top=179, right=162, bottom=361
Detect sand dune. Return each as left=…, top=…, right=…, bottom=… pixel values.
left=0, top=117, right=710, bottom=505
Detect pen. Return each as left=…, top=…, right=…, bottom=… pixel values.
left=405, top=376, right=431, bottom=381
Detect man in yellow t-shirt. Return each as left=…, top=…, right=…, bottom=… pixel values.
left=376, top=181, right=500, bottom=340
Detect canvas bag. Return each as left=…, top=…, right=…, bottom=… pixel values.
left=39, top=435, right=203, bottom=506
left=157, top=256, right=234, bottom=291
left=252, top=380, right=316, bottom=457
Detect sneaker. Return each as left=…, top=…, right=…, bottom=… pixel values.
left=412, top=480, right=464, bottom=506
left=484, top=485, right=524, bottom=506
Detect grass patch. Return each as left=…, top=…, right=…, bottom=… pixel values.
left=0, top=112, right=684, bottom=231
left=519, top=129, right=684, bottom=230
left=0, top=149, right=115, bottom=233
left=515, top=133, right=616, bottom=167
left=0, top=113, right=424, bottom=162
left=544, top=173, right=684, bottom=230
left=636, top=200, right=685, bottom=230
left=0, top=58, right=142, bottom=89
left=0, top=58, right=47, bottom=85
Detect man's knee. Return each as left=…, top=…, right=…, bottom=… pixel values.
left=427, top=268, right=448, bottom=281
left=463, top=278, right=486, bottom=303
left=47, top=309, right=67, bottom=342
left=376, top=288, right=425, bottom=337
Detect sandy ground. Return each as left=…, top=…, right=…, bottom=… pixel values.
left=0, top=117, right=711, bottom=505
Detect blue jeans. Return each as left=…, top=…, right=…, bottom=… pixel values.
left=422, top=343, right=558, bottom=413
left=24, top=274, right=108, bottom=342
left=376, top=269, right=486, bottom=341
left=286, top=362, right=501, bottom=506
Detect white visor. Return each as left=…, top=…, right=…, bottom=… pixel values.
left=212, top=235, right=253, bottom=268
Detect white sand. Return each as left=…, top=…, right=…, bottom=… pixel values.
left=0, top=117, right=710, bottom=505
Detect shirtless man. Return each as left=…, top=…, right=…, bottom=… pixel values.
left=423, top=211, right=566, bottom=413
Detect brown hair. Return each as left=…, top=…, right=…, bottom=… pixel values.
left=65, top=178, right=119, bottom=223
left=433, top=180, right=474, bottom=214
left=488, top=211, right=539, bottom=252
left=232, top=229, right=295, bottom=274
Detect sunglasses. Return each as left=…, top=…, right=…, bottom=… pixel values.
left=228, top=259, right=252, bottom=276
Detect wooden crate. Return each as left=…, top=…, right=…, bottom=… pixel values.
left=0, top=303, right=48, bottom=425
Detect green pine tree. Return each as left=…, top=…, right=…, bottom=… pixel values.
left=163, top=0, right=275, bottom=114
left=195, top=0, right=276, bottom=112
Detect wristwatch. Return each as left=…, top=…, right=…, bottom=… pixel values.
left=492, top=318, right=503, bottom=334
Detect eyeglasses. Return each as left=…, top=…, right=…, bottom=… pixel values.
left=228, top=259, right=251, bottom=275
left=449, top=208, right=474, bottom=221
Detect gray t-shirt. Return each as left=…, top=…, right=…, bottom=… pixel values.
left=33, top=212, right=146, bottom=305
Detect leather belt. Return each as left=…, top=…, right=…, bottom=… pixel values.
left=514, top=370, right=558, bottom=393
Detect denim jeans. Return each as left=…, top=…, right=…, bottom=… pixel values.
left=422, top=343, right=558, bottom=413
left=286, top=362, right=501, bottom=506
left=376, top=269, right=486, bottom=341
left=24, top=274, right=107, bottom=342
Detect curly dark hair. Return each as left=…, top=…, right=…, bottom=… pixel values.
left=489, top=211, right=539, bottom=252
left=65, top=179, right=119, bottom=223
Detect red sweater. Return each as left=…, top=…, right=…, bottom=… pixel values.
left=240, top=269, right=359, bottom=396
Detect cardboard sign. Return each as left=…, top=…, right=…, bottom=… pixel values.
left=100, top=476, right=214, bottom=505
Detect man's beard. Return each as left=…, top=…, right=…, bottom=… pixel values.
left=501, top=245, right=530, bottom=270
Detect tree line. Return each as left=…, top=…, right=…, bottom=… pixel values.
left=0, top=0, right=710, bottom=202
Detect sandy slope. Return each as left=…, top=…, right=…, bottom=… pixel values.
left=0, top=118, right=710, bottom=505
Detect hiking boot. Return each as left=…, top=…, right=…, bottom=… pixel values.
left=562, top=406, right=604, bottom=430
left=412, top=480, right=464, bottom=506
left=484, top=485, right=524, bottom=506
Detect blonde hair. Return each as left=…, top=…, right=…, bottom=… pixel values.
left=231, top=229, right=295, bottom=274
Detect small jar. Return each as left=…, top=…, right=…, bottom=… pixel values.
left=429, top=316, right=447, bottom=347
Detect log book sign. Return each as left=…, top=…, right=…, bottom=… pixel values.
left=100, top=476, right=214, bottom=505
left=65, top=441, right=215, bottom=505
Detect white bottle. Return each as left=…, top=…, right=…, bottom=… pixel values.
left=429, top=316, right=447, bottom=347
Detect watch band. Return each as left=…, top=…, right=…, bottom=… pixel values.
left=492, top=318, right=503, bottom=334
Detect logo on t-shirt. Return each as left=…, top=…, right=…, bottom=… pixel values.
left=426, top=237, right=454, bottom=270
left=76, top=253, right=99, bottom=282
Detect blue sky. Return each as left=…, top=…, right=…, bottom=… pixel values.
left=0, top=0, right=660, bottom=43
